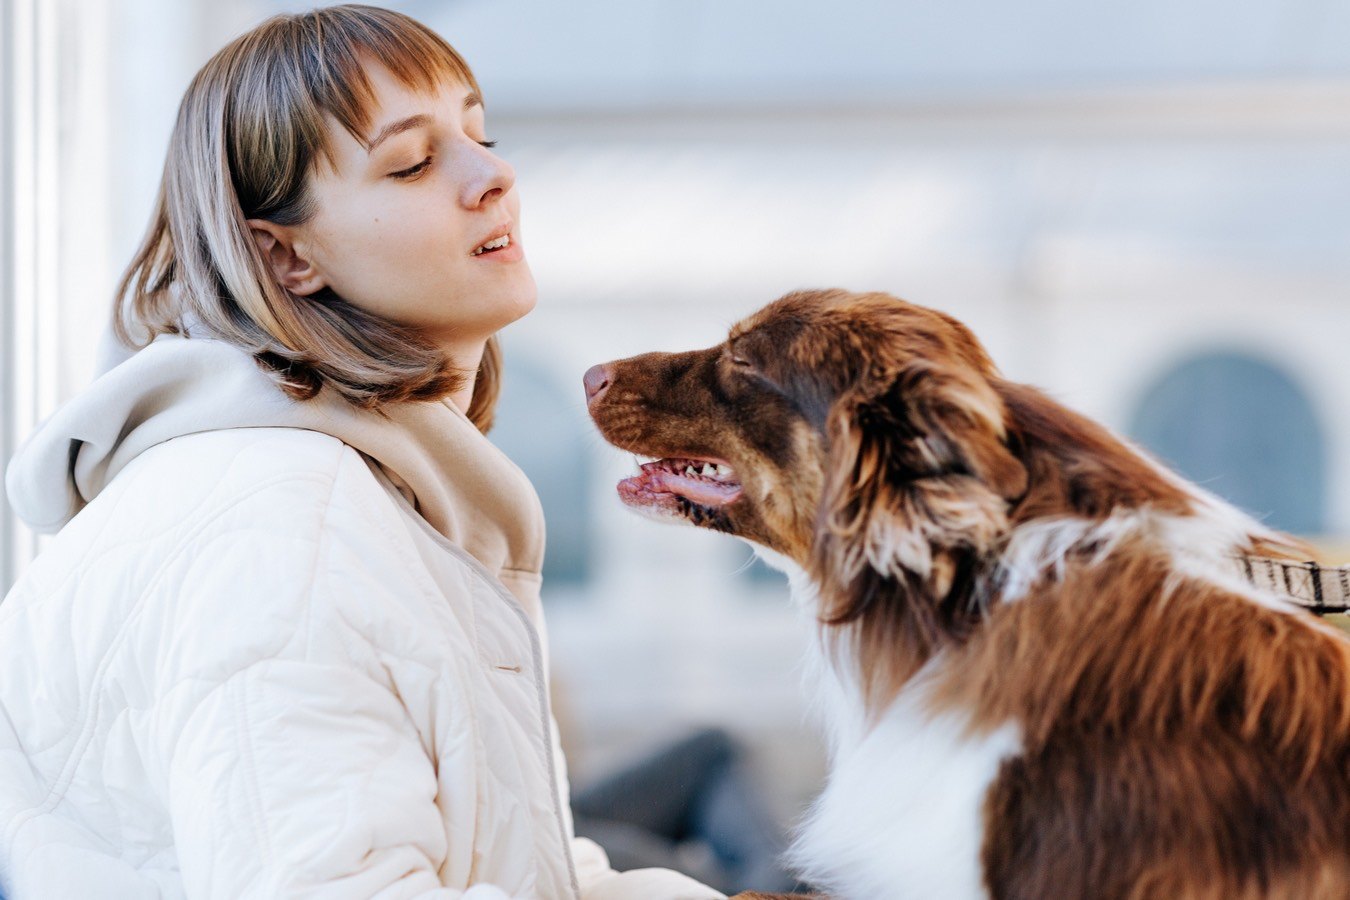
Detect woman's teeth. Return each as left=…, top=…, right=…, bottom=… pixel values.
left=472, top=234, right=511, bottom=256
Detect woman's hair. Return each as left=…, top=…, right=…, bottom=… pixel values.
left=114, top=4, right=501, bottom=431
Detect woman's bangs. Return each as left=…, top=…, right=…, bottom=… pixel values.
left=302, top=7, right=480, bottom=167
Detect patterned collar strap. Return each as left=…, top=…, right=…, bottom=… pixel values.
left=1238, top=557, right=1350, bottom=615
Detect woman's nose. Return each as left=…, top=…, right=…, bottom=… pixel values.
left=463, top=145, right=515, bottom=208
left=583, top=364, right=612, bottom=404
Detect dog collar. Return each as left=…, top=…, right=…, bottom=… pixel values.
left=1239, top=556, right=1350, bottom=615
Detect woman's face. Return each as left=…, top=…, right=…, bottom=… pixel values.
left=279, top=61, right=535, bottom=361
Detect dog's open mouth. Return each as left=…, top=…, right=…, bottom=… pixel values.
left=617, top=456, right=743, bottom=515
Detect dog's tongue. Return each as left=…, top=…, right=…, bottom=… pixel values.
left=618, top=460, right=743, bottom=509
left=650, top=468, right=740, bottom=506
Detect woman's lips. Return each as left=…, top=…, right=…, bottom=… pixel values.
left=472, top=233, right=524, bottom=263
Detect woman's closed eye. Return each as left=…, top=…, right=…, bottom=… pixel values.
left=388, top=141, right=498, bottom=180
left=389, top=156, right=432, bottom=180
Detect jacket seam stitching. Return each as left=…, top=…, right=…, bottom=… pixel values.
left=233, top=673, right=277, bottom=869
left=365, top=466, right=582, bottom=899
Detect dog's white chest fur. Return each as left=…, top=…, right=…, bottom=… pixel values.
left=791, top=668, right=1022, bottom=899
left=758, top=550, right=1023, bottom=899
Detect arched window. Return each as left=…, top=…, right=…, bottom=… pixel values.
left=491, top=354, right=593, bottom=589
left=1128, top=352, right=1326, bottom=535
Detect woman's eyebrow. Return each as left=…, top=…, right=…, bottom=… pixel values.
left=364, top=94, right=483, bottom=154
left=365, top=114, right=431, bottom=154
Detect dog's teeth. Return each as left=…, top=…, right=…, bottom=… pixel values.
left=684, top=466, right=697, bottom=477
left=700, top=464, right=716, bottom=477
left=715, top=464, right=733, bottom=478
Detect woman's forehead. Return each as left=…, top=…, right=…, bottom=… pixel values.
left=357, top=59, right=477, bottom=124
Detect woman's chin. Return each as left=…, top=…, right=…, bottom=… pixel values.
left=495, top=275, right=539, bottom=326
left=430, top=296, right=538, bottom=352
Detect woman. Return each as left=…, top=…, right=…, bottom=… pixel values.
left=0, top=6, right=723, bottom=898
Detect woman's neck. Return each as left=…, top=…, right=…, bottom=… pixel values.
left=448, top=375, right=476, bottom=416
left=440, top=336, right=485, bottom=416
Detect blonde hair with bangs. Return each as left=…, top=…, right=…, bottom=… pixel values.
left=114, top=4, right=502, bottom=429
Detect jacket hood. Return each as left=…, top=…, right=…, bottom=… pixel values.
left=4, top=327, right=544, bottom=578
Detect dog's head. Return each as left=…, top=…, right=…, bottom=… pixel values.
left=585, top=290, right=1028, bottom=662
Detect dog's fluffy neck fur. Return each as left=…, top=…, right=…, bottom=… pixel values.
left=813, top=376, right=1306, bottom=719
left=755, top=543, right=1019, bottom=899
left=753, top=545, right=869, bottom=756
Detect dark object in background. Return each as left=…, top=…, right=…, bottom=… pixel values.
left=572, top=728, right=807, bottom=895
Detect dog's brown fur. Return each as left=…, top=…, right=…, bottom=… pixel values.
left=949, top=548, right=1350, bottom=898
left=586, top=289, right=1350, bottom=898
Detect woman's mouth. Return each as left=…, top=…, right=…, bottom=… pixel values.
left=471, top=232, right=524, bottom=262
left=472, top=233, right=511, bottom=256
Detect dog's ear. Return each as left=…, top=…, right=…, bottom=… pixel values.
left=811, top=359, right=1026, bottom=692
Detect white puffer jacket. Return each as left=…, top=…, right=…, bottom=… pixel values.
left=0, top=332, right=722, bottom=900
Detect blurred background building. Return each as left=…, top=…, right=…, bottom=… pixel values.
left=5, top=0, right=1350, bottom=835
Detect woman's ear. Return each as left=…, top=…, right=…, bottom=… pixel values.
left=246, top=219, right=326, bottom=297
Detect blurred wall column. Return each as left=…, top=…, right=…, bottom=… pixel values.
left=1, top=0, right=63, bottom=592
left=110, top=0, right=247, bottom=268
left=2, top=0, right=270, bottom=592
left=1, top=0, right=190, bottom=594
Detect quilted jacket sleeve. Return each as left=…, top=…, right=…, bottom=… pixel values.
left=168, top=658, right=514, bottom=899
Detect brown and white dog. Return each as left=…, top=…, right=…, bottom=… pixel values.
left=583, top=289, right=1350, bottom=900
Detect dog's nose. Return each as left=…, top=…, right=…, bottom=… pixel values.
left=583, top=363, right=612, bottom=404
